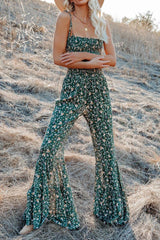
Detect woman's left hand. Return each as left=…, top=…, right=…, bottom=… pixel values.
left=60, top=52, right=84, bottom=65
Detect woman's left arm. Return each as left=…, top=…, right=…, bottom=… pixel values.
left=81, top=21, right=116, bottom=66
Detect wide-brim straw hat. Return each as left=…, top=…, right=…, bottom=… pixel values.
left=54, top=0, right=104, bottom=12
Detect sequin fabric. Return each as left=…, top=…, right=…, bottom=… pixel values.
left=22, top=10, right=130, bottom=230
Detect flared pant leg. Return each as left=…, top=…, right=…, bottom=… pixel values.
left=83, top=75, right=130, bottom=226
left=23, top=95, right=86, bottom=230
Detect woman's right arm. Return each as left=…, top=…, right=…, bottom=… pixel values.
left=53, top=11, right=108, bottom=69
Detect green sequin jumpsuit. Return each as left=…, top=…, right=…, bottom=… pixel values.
left=22, top=10, right=130, bottom=230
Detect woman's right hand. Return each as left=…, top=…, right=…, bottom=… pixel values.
left=89, top=56, right=110, bottom=68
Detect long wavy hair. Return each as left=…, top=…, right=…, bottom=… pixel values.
left=63, top=0, right=108, bottom=43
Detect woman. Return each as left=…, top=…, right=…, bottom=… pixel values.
left=19, top=0, right=130, bottom=235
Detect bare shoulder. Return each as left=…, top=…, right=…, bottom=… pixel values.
left=56, top=10, right=70, bottom=22
left=105, top=20, right=111, bottom=34
left=55, top=10, right=71, bottom=35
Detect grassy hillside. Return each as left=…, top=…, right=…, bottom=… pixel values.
left=0, top=0, right=160, bottom=239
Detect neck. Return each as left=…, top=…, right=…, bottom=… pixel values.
left=73, top=4, right=89, bottom=20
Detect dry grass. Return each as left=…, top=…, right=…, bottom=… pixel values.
left=0, top=0, right=160, bottom=239
left=110, top=21, right=160, bottom=63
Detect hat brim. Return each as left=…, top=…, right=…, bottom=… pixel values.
left=54, top=0, right=104, bottom=11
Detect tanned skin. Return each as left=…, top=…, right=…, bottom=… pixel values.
left=53, top=0, right=116, bottom=69
left=19, top=0, right=116, bottom=235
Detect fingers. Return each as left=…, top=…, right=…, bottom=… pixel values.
left=60, top=53, right=73, bottom=64
left=61, top=58, right=70, bottom=63
left=102, top=65, right=109, bottom=68
left=97, top=56, right=105, bottom=59
left=102, top=63, right=110, bottom=68
left=60, top=56, right=72, bottom=63
left=95, top=56, right=110, bottom=63
left=60, top=52, right=72, bottom=62
left=95, top=55, right=104, bottom=59
left=100, top=60, right=110, bottom=67
left=101, top=60, right=110, bottom=68
left=64, top=60, right=73, bottom=65
left=102, top=60, right=110, bottom=63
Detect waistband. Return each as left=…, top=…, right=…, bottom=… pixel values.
left=67, top=68, right=103, bottom=75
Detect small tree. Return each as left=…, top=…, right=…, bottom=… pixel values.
left=130, top=11, right=157, bottom=31
left=103, top=13, right=113, bottom=22
left=122, top=17, right=130, bottom=24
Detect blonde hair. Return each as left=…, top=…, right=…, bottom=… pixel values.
left=63, top=0, right=108, bottom=43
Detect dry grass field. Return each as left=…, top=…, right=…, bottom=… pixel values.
left=0, top=0, right=160, bottom=239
